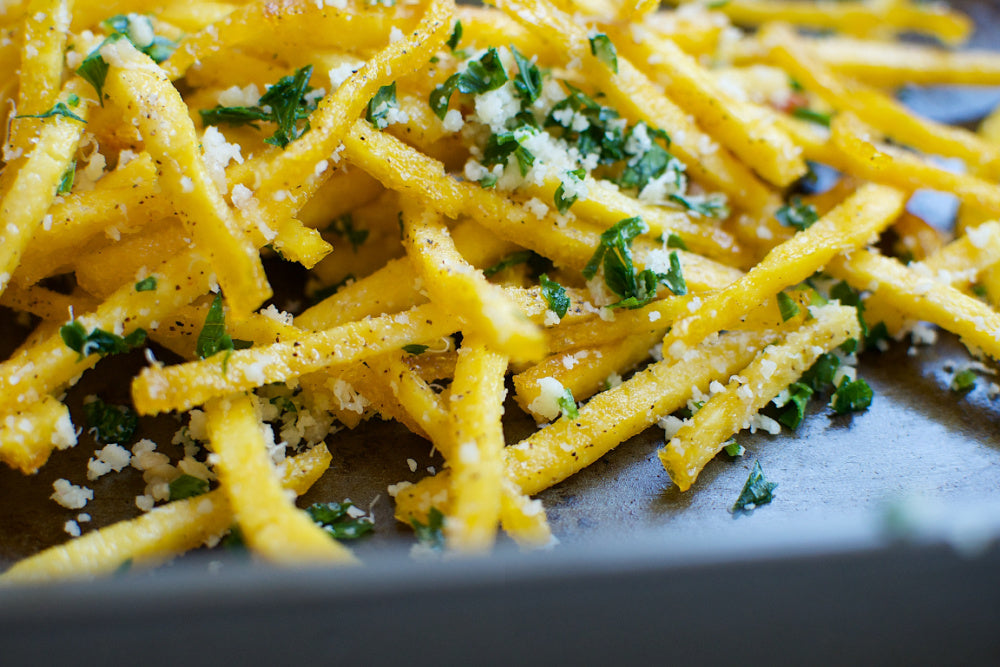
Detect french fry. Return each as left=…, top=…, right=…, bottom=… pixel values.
left=662, top=183, right=905, bottom=356
left=443, top=339, right=508, bottom=552
left=660, top=303, right=859, bottom=491
left=0, top=81, right=88, bottom=296
left=395, top=328, right=777, bottom=522
left=0, top=395, right=76, bottom=474
left=205, top=394, right=355, bottom=564
left=102, top=40, right=270, bottom=315
left=1, top=445, right=334, bottom=583
left=401, top=198, right=544, bottom=363
left=829, top=249, right=1000, bottom=362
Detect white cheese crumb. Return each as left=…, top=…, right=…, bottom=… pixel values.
left=64, top=520, right=81, bottom=537
left=406, top=458, right=418, bottom=473
left=51, top=478, right=93, bottom=509
left=387, top=481, right=413, bottom=498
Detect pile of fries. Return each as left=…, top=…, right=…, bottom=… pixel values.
left=2, top=0, right=1000, bottom=581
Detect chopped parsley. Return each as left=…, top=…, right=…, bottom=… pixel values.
left=801, top=352, right=841, bottom=392
left=791, top=107, right=833, bottom=127
left=365, top=81, right=399, bottom=130
left=325, top=214, right=369, bottom=252
left=402, top=343, right=430, bottom=355
left=83, top=397, right=138, bottom=445
left=430, top=47, right=508, bottom=119
left=951, top=368, right=977, bottom=393
left=557, top=388, right=579, bottom=420
left=200, top=65, right=319, bottom=148
left=775, top=381, right=813, bottom=430
left=544, top=84, right=626, bottom=164
left=410, top=506, right=445, bottom=550
left=511, top=45, right=542, bottom=104
left=831, top=377, right=873, bottom=414
left=775, top=197, right=818, bottom=231
left=722, top=439, right=745, bottom=457
left=195, top=293, right=252, bottom=366
left=668, top=192, right=729, bottom=219
left=134, top=276, right=157, bottom=292
left=306, top=501, right=375, bottom=540
left=618, top=124, right=675, bottom=192
left=588, top=33, right=618, bottom=73
left=539, top=273, right=570, bottom=319
left=584, top=217, right=686, bottom=309
left=482, top=250, right=537, bottom=277
left=482, top=128, right=536, bottom=176
left=554, top=167, right=585, bottom=214
left=60, top=321, right=147, bottom=360
left=665, top=233, right=688, bottom=251
left=776, top=291, right=801, bottom=322
left=76, top=34, right=120, bottom=104
left=168, top=474, right=209, bottom=501
left=57, top=162, right=76, bottom=194
left=732, top=460, right=777, bottom=512
left=15, top=100, right=85, bottom=123
left=446, top=20, right=462, bottom=51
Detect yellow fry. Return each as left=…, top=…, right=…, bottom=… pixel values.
left=205, top=394, right=355, bottom=564
left=0, top=251, right=211, bottom=418
left=8, top=0, right=71, bottom=155
left=613, top=26, right=806, bottom=187
left=1, top=445, right=333, bottom=584
left=15, top=154, right=165, bottom=286
left=102, top=41, right=269, bottom=315
left=395, top=328, right=775, bottom=522
left=498, top=478, right=553, bottom=550
left=706, top=0, right=970, bottom=45
left=402, top=199, right=544, bottom=363
left=514, top=329, right=663, bottom=423
left=0, top=82, right=88, bottom=296
left=663, top=183, right=905, bottom=355
left=444, top=340, right=508, bottom=552
left=831, top=113, right=1000, bottom=216
left=829, top=249, right=1000, bottom=362
left=0, top=396, right=76, bottom=474
left=0, top=284, right=97, bottom=322
left=132, top=301, right=460, bottom=415
left=660, top=304, right=860, bottom=491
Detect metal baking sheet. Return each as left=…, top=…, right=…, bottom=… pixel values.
left=2, top=1, right=1000, bottom=662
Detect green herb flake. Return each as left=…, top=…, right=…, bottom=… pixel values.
left=195, top=293, right=252, bottom=369
left=668, top=192, right=729, bottom=219
left=554, top=167, right=585, bottom=214
left=791, top=107, right=833, bottom=127
left=326, top=213, right=369, bottom=251
left=16, top=101, right=86, bottom=123
left=59, top=321, right=147, bottom=360
left=776, top=381, right=813, bottom=430
left=665, top=233, right=688, bottom=251
left=801, top=352, right=841, bottom=393
left=723, top=439, right=745, bottom=457
left=411, top=506, right=445, bottom=551
left=557, top=388, right=579, bottom=420
left=831, top=377, right=873, bottom=414
left=429, top=47, right=508, bottom=119
left=483, top=250, right=535, bottom=277
left=775, top=196, right=818, bottom=231
left=732, top=460, right=777, bottom=512
left=134, top=276, right=157, bottom=292
left=83, top=397, right=138, bottom=445
left=539, top=273, right=570, bottom=319
left=200, top=65, right=318, bottom=149
left=168, top=474, right=210, bottom=501
left=402, top=343, right=430, bottom=355
left=365, top=81, right=398, bottom=130
left=76, top=34, right=120, bottom=104
left=57, top=162, right=76, bottom=194
left=950, top=368, right=977, bottom=393
left=307, top=501, right=375, bottom=540
left=588, top=33, right=618, bottom=73
left=446, top=20, right=462, bottom=51
left=776, top=291, right=801, bottom=322
left=511, top=45, right=542, bottom=105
